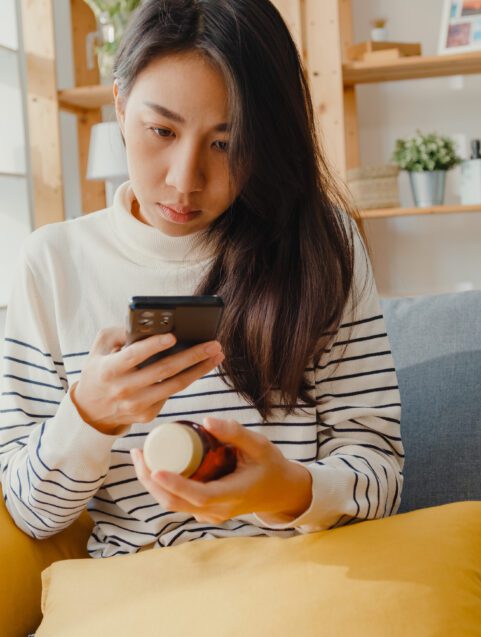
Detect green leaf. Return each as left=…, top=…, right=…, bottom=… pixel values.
left=391, top=130, right=462, bottom=171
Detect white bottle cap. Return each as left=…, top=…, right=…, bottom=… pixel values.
left=143, top=422, right=204, bottom=476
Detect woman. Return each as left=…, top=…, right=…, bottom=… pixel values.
left=0, top=0, right=403, bottom=558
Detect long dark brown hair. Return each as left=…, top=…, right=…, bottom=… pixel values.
left=114, top=0, right=366, bottom=419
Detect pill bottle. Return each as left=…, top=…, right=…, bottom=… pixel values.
left=143, top=420, right=237, bottom=482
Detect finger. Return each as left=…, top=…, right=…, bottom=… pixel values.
left=131, top=449, right=224, bottom=516
left=203, top=418, right=272, bottom=460
left=133, top=340, right=223, bottom=388
left=130, top=447, right=152, bottom=484
left=150, top=471, right=231, bottom=522
left=112, top=333, right=176, bottom=374
left=151, top=466, right=245, bottom=523
left=151, top=469, right=221, bottom=508
left=102, top=353, right=224, bottom=425
left=139, top=353, right=225, bottom=408
left=92, top=327, right=128, bottom=355
left=130, top=449, right=192, bottom=511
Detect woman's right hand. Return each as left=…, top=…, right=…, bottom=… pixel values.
left=70, top=327, right=224, bottom=435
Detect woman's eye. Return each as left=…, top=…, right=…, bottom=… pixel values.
left=151, top=127, right=173, bottom=138
left=213, top=140, right=229, bottom=152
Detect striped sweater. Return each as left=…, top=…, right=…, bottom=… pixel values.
left=0, top=181, right=403, bottom=558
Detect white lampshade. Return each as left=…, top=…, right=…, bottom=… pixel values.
left=86, top=121, right=129, bottom=181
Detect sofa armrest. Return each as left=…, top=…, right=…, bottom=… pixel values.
left=0, top=488, right=93, bottom=637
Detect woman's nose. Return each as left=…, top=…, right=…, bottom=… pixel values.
left=165, top=142, right=205, bottom=194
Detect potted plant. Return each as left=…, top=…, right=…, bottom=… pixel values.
left=392, top=130, right=461, bottom=207
left=84, top=0, right=142, bottom=82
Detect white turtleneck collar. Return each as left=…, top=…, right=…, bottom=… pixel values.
left=108, top=181, right=216, bottom=265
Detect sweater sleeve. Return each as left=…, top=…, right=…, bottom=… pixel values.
left=0, top=241, right=123, bottom=539
left=255, top=222, right=404, bottom=532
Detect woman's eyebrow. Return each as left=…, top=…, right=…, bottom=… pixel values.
left=143, top=101, right=230, bottom=132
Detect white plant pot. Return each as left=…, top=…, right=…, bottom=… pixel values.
left=371, top=27, right=387, bottom=42
left=408, top=171, right=447, bottom=207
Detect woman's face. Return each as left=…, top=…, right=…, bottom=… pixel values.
left=114, top=51, right=236, bottom=236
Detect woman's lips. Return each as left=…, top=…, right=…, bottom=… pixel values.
left=156, top=203, right=202, bottom=224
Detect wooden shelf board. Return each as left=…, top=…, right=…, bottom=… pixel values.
left=58, top=84, right=113, bottom=110
left=343, top=51, right=481, bottom=85
left=360, top=204, right=481, bottom=219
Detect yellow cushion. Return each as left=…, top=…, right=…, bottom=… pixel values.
left=0, top=490, right=93, bottom=637
left=36, top=501, right=481, bottom=637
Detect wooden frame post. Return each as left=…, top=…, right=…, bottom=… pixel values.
left=20, top=0, right=64, bottom=227
left=302, top=0, right=347, bottom=180
left=339, top=0, right=360, bottom=171
left=70, top=0, right=106, bottom=213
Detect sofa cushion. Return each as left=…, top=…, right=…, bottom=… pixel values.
left=381, top=290, right=481, bottom=513
left=36, top=502, right=481, bottom=637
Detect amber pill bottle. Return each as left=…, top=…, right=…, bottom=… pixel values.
left=143, top=420, right=237, bottom=482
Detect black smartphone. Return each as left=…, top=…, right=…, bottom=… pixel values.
left=125, top=296, right=224, bottom=368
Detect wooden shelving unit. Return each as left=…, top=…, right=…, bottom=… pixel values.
left=326, top=1, right=481, bottom=221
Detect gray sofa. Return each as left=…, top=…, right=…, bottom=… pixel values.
left=381, top=289, right=481, bottom=513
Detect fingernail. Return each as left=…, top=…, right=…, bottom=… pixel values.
left=204, top=341, right=221, bottom=355
left=161, top=334, right=175, bottom=346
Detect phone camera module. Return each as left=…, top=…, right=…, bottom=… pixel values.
left=159, top=311, right=173, bottom=328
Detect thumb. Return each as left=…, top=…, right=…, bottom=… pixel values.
left=203, top=417, right=269, bottom=460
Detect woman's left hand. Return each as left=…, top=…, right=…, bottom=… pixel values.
left=130, top=417, right=313, bottom=524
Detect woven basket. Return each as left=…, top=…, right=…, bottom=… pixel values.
left=347, top=164, right=400, bottom=210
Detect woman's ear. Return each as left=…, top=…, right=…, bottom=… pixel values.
left=113, top=81, right=126, bottom=137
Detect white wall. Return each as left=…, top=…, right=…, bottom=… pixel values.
left=0, top=0, right=32, bottom=309
left=0, top=49, right=26, bottom=175
left=352, top=0, right=481, bottom=296
left=0, top=0, right=18, bottom=50
left=0, top=176, right=31, bottom=306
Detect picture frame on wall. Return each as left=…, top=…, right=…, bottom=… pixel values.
left=438, top=0, right=481, bottom=54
